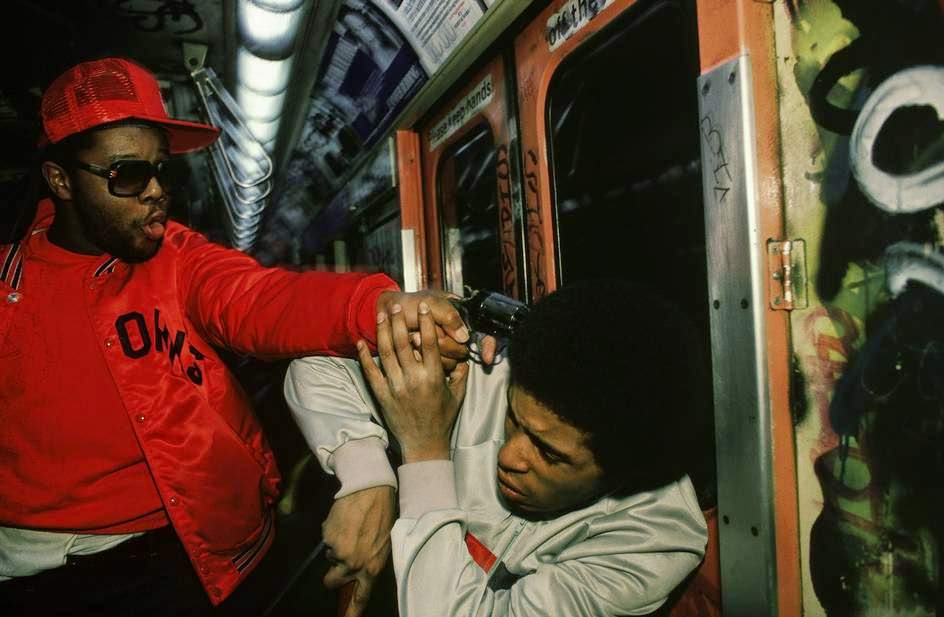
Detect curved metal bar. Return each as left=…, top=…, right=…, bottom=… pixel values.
left=192, top=66, right=274, bottom=188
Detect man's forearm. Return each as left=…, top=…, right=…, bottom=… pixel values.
left=285, top=356, right=396, bottom=496
left=177, top=229, right=398, bottom=358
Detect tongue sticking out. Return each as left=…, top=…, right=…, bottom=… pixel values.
left=142, top=221, right=166, bottom=241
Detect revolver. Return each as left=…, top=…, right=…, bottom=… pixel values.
left=449, top=289, right=530, bottom=339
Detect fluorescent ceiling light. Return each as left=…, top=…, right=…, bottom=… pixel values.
left=204, top=1, right=309, bottom=251
left=237, top=1, right=306, bottom=58
left=236, top=46, right=294, bottom=94
left=235, top=84, right=286, bottom=122
left=249, top=0, right=306, bottom=11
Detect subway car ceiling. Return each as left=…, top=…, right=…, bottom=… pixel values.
left=2, top=0, right=535, bottom=261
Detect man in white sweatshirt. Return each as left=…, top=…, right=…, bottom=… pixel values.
left=285, top=279, right=710, bottom=616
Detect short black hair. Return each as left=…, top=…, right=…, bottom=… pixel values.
left=508, top=278, right=712, bottom=495
left=43, top=131, right=97, bottom=170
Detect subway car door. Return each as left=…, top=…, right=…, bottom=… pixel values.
left=512, top=0, right=796, bottom=616
left=513, top=2, right=719, bottom=614
left=412, top=55, right=525, bottom=300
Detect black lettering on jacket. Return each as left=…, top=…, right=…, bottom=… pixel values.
left=115, top=313, right=151, bottom=359
left=115, top=309, right=205, bottom=386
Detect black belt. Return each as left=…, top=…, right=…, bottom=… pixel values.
left=65, top=525, right=180, bottom=568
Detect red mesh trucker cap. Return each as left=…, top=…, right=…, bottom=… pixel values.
left=40, top=57, right=219, bottom=154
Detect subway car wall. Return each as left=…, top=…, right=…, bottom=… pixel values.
left=777, top=1, right=944, bottom=616
left=3, top=1, right=944, bottom=616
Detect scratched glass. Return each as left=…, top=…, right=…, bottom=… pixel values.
left=544, top=1, right=717, bottom=508
left=436, top=123, right=503, bottom=298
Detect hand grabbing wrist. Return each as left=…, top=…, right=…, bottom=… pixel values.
left=356, top=300, right=470, bottom=468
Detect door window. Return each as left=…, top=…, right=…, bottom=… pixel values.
left=436, top=123, right=503, bottom=296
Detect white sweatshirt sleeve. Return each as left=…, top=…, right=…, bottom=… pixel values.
left=284, top=356, right=397, bottom=498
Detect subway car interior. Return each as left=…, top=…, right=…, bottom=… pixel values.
left=3, top=0, right=944, bottom=615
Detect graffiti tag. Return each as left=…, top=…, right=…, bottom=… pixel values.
left=496, top=144, right=517, bottom=297
left=114, top=0, right=203, bottom=34
left=801, top=305, right=859, bottom=460
left=544, top=0, right=615, bottom=51
left=699, top=114, right=733, bottom=205
left=524, top=149, right=547, bottom=300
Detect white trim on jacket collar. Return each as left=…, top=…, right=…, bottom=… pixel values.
left=2, top=228, right=119, bottom=291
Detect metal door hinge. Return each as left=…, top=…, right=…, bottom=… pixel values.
left=767, top=239, right=808, bottom=310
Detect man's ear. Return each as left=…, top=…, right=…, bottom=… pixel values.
left=42, top=161, right=74, bottom=201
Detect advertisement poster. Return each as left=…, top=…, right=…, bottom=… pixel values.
left=372, top=0, right=490, bottom=74
left=284, top=0, right=427, bottom=196
left=275, top=0, right=503, bottom=262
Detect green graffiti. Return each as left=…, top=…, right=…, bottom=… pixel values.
left=792, top=0, right=863, bottom=189
left=787, top=1, right=944, bottom=615
left=792, top=1, right=861, bottom=106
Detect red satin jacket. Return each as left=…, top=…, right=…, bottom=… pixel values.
left=0, top=199, right=396, bottom=603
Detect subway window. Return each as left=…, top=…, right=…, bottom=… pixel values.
left=545, top=0, right=715, bottom=504
left=436, top=123, right=504, bottom=297
left=547, top=2, right=705, bottom=320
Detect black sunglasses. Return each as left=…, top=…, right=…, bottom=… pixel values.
left=73, top=159, right=180, bottom=197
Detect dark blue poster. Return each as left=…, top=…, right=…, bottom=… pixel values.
left=282, top=0, right=427, bottom=198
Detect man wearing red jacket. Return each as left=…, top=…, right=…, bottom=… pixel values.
left=0, top=57, right=468, bottom=617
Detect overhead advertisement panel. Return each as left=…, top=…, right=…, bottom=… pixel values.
left=273, top=0, right=504, bottom=263
left=371, top=0, right=491, bottom=74
left=284, top=0, right=427, bottom=197
left=285, top=0, right=503, bottom=199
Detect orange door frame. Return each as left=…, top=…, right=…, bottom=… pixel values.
left=696, top=1, right=800, bottom=615
left=404, top=55, right=521, bottom=298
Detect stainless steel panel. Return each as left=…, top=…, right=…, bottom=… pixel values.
left=698, top=54, right=778, bottom=616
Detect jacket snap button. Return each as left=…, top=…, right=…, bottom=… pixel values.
left=6, top=292, right=21, bottom=304
left=104, top=337, right=114, bottom=348
left=200, top=566, right=210, bottom=575
left=169, top=496, right=179, bottom=506
left=135, top=414, right=146, bottom=423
